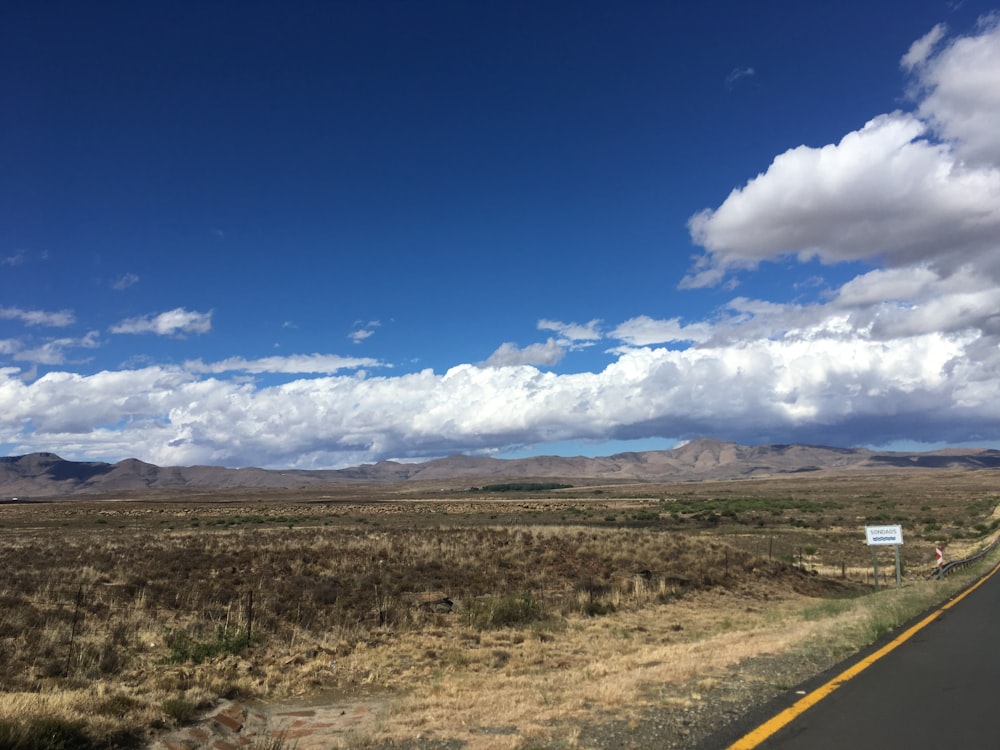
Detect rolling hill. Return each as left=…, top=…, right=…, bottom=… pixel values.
left=2, top=439, right=1000, bottom=499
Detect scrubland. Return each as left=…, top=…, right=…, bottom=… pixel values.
left=0, top=470, right=997, bottom=748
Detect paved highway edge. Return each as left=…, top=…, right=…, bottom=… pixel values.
left=707, top=556, right=1000, bottom=749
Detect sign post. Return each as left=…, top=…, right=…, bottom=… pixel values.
left=935, top=546, right=944, bottom=579
left=865, top=524, right=904, bottom=590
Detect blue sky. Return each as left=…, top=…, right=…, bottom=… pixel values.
left=3, top=1, right=1000, bottom=469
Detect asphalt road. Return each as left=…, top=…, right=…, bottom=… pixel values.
left=731, top=562, right=1000, bottom=749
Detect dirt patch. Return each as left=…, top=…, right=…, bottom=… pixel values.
left=148, top=696, right=385, bottom=750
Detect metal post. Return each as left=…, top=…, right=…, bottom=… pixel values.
left=872, top=547, right=879, bottom=592
left=894, top=544, right=902, bottom=589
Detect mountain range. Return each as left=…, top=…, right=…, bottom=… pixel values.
left=2, top=439, right=1000, bottom=499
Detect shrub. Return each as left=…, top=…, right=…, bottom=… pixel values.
left=166, top=625, right=255, bottom=664
left=581, top=600, right=611, bottom=616
left=162, top=697, right=198, bottom=725
left=464, top=592, right=545, bottom=630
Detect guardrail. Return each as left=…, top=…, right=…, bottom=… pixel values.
left=935, top=535, right=1000, bottom=578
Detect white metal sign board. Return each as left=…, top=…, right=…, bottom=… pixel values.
left=865, top=524, right=904, bottom=546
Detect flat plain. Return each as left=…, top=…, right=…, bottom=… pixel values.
left=1, top=469, right=997, bottom=749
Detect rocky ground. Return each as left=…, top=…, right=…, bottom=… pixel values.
left=149, top=697, right=384, bottom=750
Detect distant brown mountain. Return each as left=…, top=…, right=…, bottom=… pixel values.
left=2, top=439, right=999, bottom=499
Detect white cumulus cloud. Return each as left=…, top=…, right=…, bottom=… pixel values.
left=685, top=18, right=1000, bottom=289
left=685, top=112, right=1000, bottom=286
left=611, top=315, right=713, bottom=346
left=0, top=323, right=996, bottom=469
left=912, top=16, right=1000, bottom=166
left=110, top=308, right=213, bottom=336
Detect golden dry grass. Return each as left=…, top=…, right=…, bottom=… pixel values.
left=0, top=471, right=996, bottom=748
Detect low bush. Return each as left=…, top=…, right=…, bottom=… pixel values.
left=162, top=697, right=198, bottom=725
left=464, top=592, right=546, bottom=630
left=166, top=625, right=255, bottom=664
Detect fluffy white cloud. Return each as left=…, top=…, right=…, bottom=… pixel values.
left=110, top=308, right=212, bottom=336
left=16, top=331, right=101, bottom=366
left=686, top=18, right=1000, bottom=288
left=685, top=113, right=1000, bottom=286
left=537, top=319, right=603, bottom=344
left=0, top=306, right=75, bottom=327
left=184, top=354, right=382, bottom=374
left=1, top=322, right=996, bottom=469
left=480, top=339, right=566, bottom=368
left=611, top=315, right=713, bottom=346
left=913, top=16, right=1000, bottom=166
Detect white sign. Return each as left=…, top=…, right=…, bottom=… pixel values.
left=865, top=524, right=904, bottom=546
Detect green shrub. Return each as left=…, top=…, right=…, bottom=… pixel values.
left=162, top=697, right=198, bottom=725
left=581, top=600, right=611, bottom=617
left=632, top=511, right=659, bottom=522
left=465, top=592, right=545, bottom=630
left=166, top=625, right=256, bottom=664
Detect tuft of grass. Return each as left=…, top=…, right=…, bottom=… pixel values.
left=251, top=732, right=294, bottom=750
left=161, top=697, right=198, bottom=725
left=464, top=592, right=546, bottom=630
left=92, top=694, right=139, bottom=718
left=0, top=716, right=92, bottom=750
left=800, top=599, right=852, bottom=621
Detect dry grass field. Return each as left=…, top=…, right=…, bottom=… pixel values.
left=1, top=469, right=998, bottom=748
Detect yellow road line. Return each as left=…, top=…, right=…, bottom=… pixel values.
left=728, top=559, right=1000, bottom=749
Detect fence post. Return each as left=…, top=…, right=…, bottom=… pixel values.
left=246, top=590, right=254, bottom=642
left=66, top=585, right=84, bottom=673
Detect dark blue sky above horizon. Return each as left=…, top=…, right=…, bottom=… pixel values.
left=3, top=1, right=1000, bottom=468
